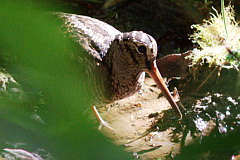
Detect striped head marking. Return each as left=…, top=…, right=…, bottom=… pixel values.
left=118, top=31, right=158, bottom=70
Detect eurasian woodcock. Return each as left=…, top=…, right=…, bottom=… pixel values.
left=157, top=51, right=192, bottom=77
left=57, top=13, right=182, bottom=120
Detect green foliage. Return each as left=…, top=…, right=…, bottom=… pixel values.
left=190, top=5, right=240, bottom=68
left=0, top=0, right=130, bottom=159
left=226, top=49, right=240, bottom=66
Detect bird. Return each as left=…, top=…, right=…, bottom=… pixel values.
left=57, top=13, right=182, bottom=128
left=157, top=51, right=192, bottom=77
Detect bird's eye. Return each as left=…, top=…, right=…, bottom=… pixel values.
left=137, top=45, right=147, bottom=54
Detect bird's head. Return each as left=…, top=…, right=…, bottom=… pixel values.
left=116, top=31, right=157, bottom=71
left=114, top=31, right=182, bottom=118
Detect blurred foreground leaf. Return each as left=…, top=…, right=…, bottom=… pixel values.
left=0, top=1, right=130, bottom=159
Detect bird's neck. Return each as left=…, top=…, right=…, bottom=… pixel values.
left=103, top=41, right=145, bottom=100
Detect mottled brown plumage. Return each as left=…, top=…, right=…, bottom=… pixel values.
left=157, top=51, right=192, bottom=77
left=58, top=13, right=182, bottom=117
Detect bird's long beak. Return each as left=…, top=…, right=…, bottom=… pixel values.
left=147, top=61, right=182, bottom=118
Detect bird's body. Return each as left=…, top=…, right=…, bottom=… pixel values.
left=58, top=13, right=182, bottom=117
left=157, top=51, right=192, bottom=77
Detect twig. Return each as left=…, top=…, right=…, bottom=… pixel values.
left=195, top=67, right=218, bottom=92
